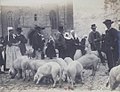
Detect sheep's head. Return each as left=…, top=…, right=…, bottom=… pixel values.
left=9, top=68, right=17, bottom=79
left=33, top=74, right=39, bottom=83
left=62, top=71, right=67, bottom=82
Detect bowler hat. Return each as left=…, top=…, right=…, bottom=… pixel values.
left=103, top=19, right=114, bottom=25
left=35, top=26, right=45, bottom=31
left=16, top=27, right=22, bottom=32
left=58, top=26, right=64, bottom=32
left=91, top=24, right=97, bottom=28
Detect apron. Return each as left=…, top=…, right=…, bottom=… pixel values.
left=6, top=45, right=21, bottom=69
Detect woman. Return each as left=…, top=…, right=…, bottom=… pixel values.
left=5, top=27, right=21, bottom=70
left=0, top=37, right=5, bottom=73
left=45, top=36, right=56, bottom=59
left=64, top=32, right=75, bottom=60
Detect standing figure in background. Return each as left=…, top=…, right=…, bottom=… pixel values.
left=80, top=35, right=87, bottom=55
left=45, top=36, right=56, bottom=59
left=16, top=27, right=27, bottom=55
left=5, top=27, right=21, bottom=70
left=32, top=26, right=45, bottom=59
left=103, top=19, right=119, bottom=72
left=55, top=26, right=66, bottom=59
left=64, top=32, right=75, bottom=60
left=0, top=37, right=5, bottom=73
left=88, top=24, right=105, bottom=64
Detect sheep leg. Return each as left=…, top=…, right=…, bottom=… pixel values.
left=52, top=72, right=58, bottom=88
left=22, top=70, right=27, bottom=81
left=79, top=72, right=84, bottom=84
left=91, top=66, right=96, bottom=76
left=110, top=76, right=116, bottom=90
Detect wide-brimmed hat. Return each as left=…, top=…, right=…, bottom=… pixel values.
left=103, top=19, right=114, bottom=25
left=91, top=24, right=97, bottom=28
left=35, top=26, right=45, bottom=31
left=58, top=26, right=64, bottom=32
left=16, top=27, right=22, bottom=32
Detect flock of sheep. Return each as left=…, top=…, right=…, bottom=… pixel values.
left=8, top=50, right=120, bottom=90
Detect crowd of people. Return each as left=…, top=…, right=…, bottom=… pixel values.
left=0, top=19, right=119, bottom=75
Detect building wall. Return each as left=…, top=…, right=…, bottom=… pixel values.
left=1, top=1, right=74, bottom=38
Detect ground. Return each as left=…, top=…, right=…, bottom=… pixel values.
left=0, top=64, right=120, bottom=92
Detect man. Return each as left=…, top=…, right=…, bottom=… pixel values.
left=55, top=26, right=66, bottom=59
left=16, top=27, right=27, bottom=55
left=88, top=24, right=105, bottom=64
left=103, top=19, right=119, bottom=72
left=32, top=26, right=45, bottom=59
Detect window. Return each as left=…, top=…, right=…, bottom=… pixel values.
left=7, top=11, right=14, bottom=27
left=34, top=14, right=37, bottom=21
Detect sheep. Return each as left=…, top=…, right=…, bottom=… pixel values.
left=9, top=56, right=29, bottom=79
left=64, top=57, right=73, bottom=65
left=66, top=60, right=83, bottom=89
left=106, top=65, right=120, bottom=90
left=74, top=49, right=82, bottom=60
left=88, top=51, right=107, bottom=60
left=33, top=62, right=62, bottom=88
left=77, top=54, right=100, bottom=76
left=56, top=58, right=68, bottom=81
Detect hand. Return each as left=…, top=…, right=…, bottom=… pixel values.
left=94, top=39, right=97, bottom=41
left=110, top=47, right=114, bottom=50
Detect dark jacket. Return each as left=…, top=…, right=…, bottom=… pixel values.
left=32, top=32, right=45, bottom=51
left=55, top=33, right=66, bottom=49
left=45, top=40, right=56, bottom=58
left=88, top=31, right=101, bottom=50
left=16, top=34, right=27, bottom=55
left=104, top=28, right=119, bottom=64
left=65, top=38, right=75, bottom=59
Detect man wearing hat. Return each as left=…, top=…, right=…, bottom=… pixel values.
left=88, top=24, right=105, bottom=64
left=32, top=26, right=45, bottom=59
left=55, top=26, right=66, bottom=59
left=103, top=19, right=119, bottom=72
left=16, top=27, right=27, bottom=55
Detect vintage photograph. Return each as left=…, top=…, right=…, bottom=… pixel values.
left=0, top=0, right=120, bottom=92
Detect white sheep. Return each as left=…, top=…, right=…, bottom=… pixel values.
left=77, top=54, right=100, bottom=76
left=64, top=57, right=73, bottom=65
left=74, top=49, right=82, bottom=60
left=66, top=60, right=83, bottom=89
left=33, top=62, right=62, bottom=88
left=106, top=65, right=120, bottom=90
left=9, top=56, right=29, bottom=79
left=88, top=51, right=107, bottom=60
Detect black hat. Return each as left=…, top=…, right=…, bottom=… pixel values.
left=103, top=19, right=114, bottom=25
left=58, top=26, right=64, bottom=32
left=16, top=27, right=22, bottom=32
left=35, top=26, right=45, bottom=31
left=91, top=24, right=97, bottom=28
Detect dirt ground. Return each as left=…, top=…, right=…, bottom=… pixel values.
left=0, top=64, right=120, bottom=92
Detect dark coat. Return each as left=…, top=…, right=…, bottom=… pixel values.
left=45, top=40, right=56, bottom=58
left=104, top=28, right=119, bottom=62
left=32, top=32, right=45, bottom=51
left=0, top=39, right=5, bottom=66
left=88, top=31, right=101, bottom=50
left=16, top=34, right=27, bottom=55
left=5, top=34, right=18, bottom=46
left=65, top=38, right=75, bottom=59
